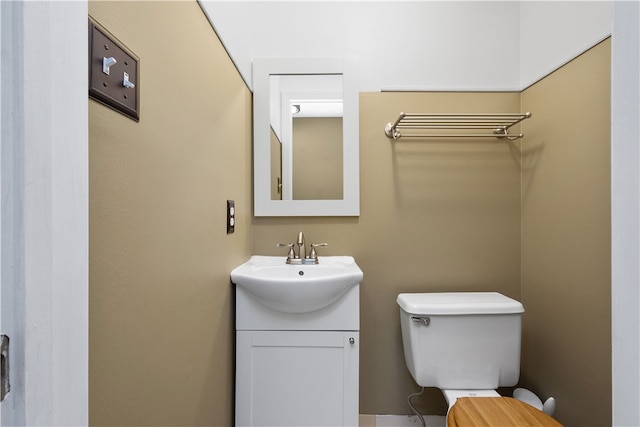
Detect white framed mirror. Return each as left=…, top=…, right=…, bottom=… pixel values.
left=253, top=58, right=360, bottom=216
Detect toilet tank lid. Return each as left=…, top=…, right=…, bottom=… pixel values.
left=396, top=292, right=524, bottom=315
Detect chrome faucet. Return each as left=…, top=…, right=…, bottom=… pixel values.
left=297, top=231, right=306, bottom=261
left=276, top=232, right=328, bottom=264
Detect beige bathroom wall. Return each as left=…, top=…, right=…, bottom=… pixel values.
left=520, top=39, right=611, bottom=426
left=88, top=1, right=252, bottom=425
left=293, top=117, right=343, bottom=200
left=253, top=91, right=523, bottom=415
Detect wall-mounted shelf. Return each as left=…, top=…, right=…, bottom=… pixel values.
left=384, top=112, right=532, bottom=141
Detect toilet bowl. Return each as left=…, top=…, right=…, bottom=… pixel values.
left=397, top=292, right=559, bottom=426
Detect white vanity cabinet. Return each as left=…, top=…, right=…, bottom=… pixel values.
left=234, top=283, right=360, bottom=427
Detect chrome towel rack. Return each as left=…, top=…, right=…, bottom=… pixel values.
left=384, top=112, right=532, bottom=141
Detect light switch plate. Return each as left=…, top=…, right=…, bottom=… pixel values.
left=227, top=200, right=235, bottom=234
left=89, top=18, right=140, bottom=121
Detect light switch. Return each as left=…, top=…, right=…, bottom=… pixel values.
left=89, top=18, right=140, bottom=121
left=227, top=200, right=235, bottom=234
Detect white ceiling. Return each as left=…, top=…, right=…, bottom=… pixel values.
left=199, top=1, right=611, bottom=92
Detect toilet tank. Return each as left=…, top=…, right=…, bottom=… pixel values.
left=397, top=292, right=524, bottom=390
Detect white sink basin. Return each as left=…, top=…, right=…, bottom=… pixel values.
left=231, top=255, right=363, bottom=313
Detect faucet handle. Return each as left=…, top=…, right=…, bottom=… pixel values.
left=276, top=243, right=296, bottom=259
left=308, top=243, right=328, bottom=259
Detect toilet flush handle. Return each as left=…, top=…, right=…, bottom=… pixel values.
left=411, top=316, right=430, bottom=326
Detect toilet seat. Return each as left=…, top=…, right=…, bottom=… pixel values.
left=447, top=397, right=563, bottom=427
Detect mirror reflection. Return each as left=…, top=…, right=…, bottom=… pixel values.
left=269, top=74, right=344, bottom=201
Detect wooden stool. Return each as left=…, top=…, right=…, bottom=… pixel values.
left=447, top=397, right=563, bottom=427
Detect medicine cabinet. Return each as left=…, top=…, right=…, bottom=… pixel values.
left=253, top=58, right=360, bottom=216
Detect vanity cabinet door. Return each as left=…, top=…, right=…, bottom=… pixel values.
left=236, top=330, right=359, bottom=427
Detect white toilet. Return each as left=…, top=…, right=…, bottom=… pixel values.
left=397, top=292, right=526, bottom=413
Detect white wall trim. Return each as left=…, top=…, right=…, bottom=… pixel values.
left=611, top=1, right=640, bottom=426
left=1, top=1, right=88, bottom=425
left=1, top=2, right=28, bottom=423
